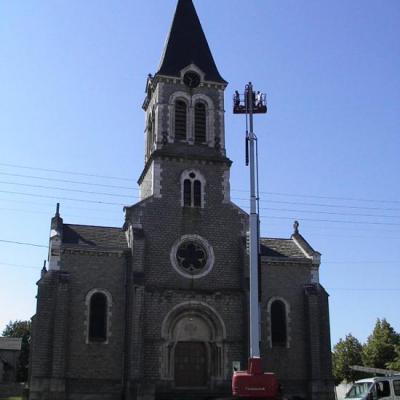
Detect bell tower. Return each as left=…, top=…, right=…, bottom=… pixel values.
left=139, top=0, right=230, bottom=200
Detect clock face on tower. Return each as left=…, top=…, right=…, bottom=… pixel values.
left=183, top=71, right=201, bottom=88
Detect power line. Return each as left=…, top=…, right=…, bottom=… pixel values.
left=2, top=207, right=399, bottom=239
left=2, top=190, right=399, bottom=220
left=14, top=170, right=392, bottom=207
left=0, top=206, right=123, bottom=222
left=260, top=206, right=400, bottom=219
left=0, top=168, right=398, bottom=226
left=259, top=215, right=400, bottom=227
left=0, top=189, right=128, bottom=206
left=1, top=190, right=400, bottom=228
left=1, top=195, right=399, bottom=233
left=0, top=196, right=122, bottom=212
left=248, top=198, right=400, bottom=212
left=0, top=181, right=133, bottom=198
left=1, top=161, right=398, bottom=205
left=0, top=171, right=136, bottom=191
left=232, top=189, right=400, bottom=205
left=10, top=186, right=395, bottom=213
left=0, top=162, right=134, bottom=182
left=0, top=239, right=48, bottom=248
left=0, top=262, right=39, bottom=269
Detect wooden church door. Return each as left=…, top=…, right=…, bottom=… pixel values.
left=174, top=342, right=207, bottom=387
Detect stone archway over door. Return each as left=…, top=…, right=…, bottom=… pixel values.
left=174, top=341, right=207, bottom=387
left=160, top=301, right=227, bottom=384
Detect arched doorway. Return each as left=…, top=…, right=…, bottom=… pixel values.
left=160, top=301, right=227, bottom=387
left=174, top=341, right=207, bottom=387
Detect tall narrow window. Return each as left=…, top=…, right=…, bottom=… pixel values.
left=194, top=102, right=206, bottom=143
left=175, top=100, right=187, bottom=140
left=193, top=180, right=201, bottom=207
left=89, top=292, right=107, bottom=342
left=184, top=179, right=191, bottom=206
left=271, top=300, right=287, bottom=346
left=181, top=171, right=204, bottom=208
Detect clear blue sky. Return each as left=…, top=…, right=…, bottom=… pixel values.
left=1, top=0, right=399, bottom=347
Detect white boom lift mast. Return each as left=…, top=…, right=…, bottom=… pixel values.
left=233, top=82, right=267, bottom=358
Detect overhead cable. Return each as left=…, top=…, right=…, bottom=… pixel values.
left=0, top=239, right=48, bottom=248
left=0, top=162, right=133, bottom=182
left=0, top=171, right=135, bottom=190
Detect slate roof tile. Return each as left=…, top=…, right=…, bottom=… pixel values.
left=62, top=224, right=128, bottom=250
left=157, top=0, right=226, bottom=83
left=260, top=237, right=307, bottom=259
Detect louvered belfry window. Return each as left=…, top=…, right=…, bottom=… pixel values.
left=89, top=292, right=107, bottom=342
left=271, top=300, right=287, bottom=346
left=175, top=100, right=187, bottom=140
left=194, top=102, right=206, bottom=143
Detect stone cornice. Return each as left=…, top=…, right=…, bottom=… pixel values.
left=138, top=150, right=232, bottom=185
left=261, top=256, right=314, bottom=265
left=60, top=246, right=128, bottom=257
left=144, top=286, right=244, bottom=296
left=155, top=74, right=227, bottom=90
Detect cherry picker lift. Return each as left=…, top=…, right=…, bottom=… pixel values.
left=231, top=83, right=281, bottom=400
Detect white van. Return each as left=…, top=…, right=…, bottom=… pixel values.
left=345, top=376, right=400, bottom=400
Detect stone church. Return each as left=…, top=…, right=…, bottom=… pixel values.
left=29, top=1, right=334, bottom=399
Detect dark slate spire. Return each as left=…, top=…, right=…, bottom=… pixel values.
left=156, top=0, right=226, bottom=83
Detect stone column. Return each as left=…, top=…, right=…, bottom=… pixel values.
left=49, top=271, right=69, bottom=400
left=304, top=284, right=335, bottom=400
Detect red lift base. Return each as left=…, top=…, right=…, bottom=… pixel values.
left=232, top=358, right=280, bottom=399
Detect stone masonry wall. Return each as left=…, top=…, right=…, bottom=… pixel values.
left=260, top=261, right=313, bottom=399
left=62, top=251, right=128, bottom=396
left=126, top=155, right=249, bottom=395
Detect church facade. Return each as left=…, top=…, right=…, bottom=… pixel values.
left=29, top=1, right=334, bottom=400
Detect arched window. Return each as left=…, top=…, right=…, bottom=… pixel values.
left=271, top=300, right=287, bottom=346
left=89, top=292, right=108, bottom=342
left=181, top=170, right=204, bottom=208
left=194, top=102, right=206, bottom=143
left=175, top=100, right=187, bottom=140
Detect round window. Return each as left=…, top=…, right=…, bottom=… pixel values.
left=170, top=235, right=214, bottom=279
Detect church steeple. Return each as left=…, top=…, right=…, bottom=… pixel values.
left=139, top=0, right=230, bottom=201
left=157, top=0, right=226, bottom=83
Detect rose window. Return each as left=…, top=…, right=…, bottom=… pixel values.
left=170, top=235, right=214, bottom=279
left=176, top=241, right=207, bottom=273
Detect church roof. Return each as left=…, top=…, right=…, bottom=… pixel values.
left=62, top=224, right=128, bottom=250
left=156, top=0, right=226, bottom=83
left=60, top=226, right=314, bottom=259
left=260, top=238, right=310, bottom=259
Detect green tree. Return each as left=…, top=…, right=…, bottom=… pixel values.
left=2, top=320, right=31, bottom=382
left=332, top=333, right=363, bottom=384
left=362, top=318, right=400, bottom=369
left=386, top=345, right=400, bottom=371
